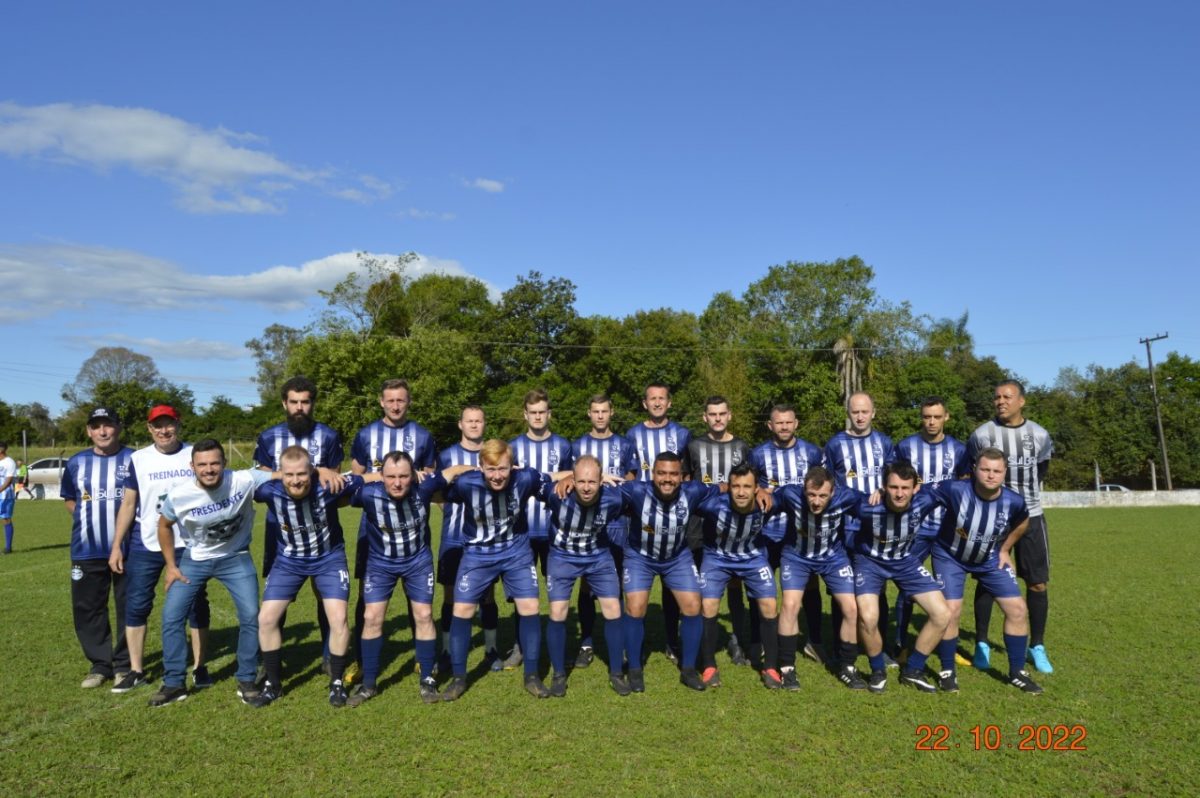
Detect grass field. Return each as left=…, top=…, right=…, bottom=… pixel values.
left=1, top=503, right=1197, bottom=796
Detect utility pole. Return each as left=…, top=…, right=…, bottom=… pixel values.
left=1140, top=333, right=1173, bottom=491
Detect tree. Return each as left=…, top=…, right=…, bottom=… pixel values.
left=317, top=252, right=417, bottom=338
left=7, top=402, right=57, bottom=446
left=59, top=378, right=196, bottom=446
left=245, top=324, right=304, bottom=402
left=193, top=395, right=259, bottom=441
left=61, top=346, right=166, bottom=407
left=483, top=271, right=578, bottom=387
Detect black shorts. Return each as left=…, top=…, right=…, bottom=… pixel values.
left=529, top=537, right=549, bottom=577
left=437, top=546, right=464, bottom=587
left=354, top=540, right=369, bottom=579
left=1014, top=515, right=1050, bottom=585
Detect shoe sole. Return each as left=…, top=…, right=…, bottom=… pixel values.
left=111, top=682, right=147, bottom=694
left=149, top=694, right=188, bottom=707
left=900, top=677, right=937, bottom=693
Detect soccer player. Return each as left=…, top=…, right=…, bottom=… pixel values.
left=825, top=391, right=895, bottom=665
left=687, top=396, right=753, bottom=666
left=503, top=388, right=573, bottom=669
left=618, top=451, right=719, bottom=692
left=571, top=394, right=639, bottom=668
left=772, top=466, right=866, bottom=691
left=108, top=405, right=211, bottom=694
left=441, top=439, right=566, bottom=701
left=348, top=379, right=437, bottom=682
left=16, top=459, right=36, bottom=500
left=0, top=442, right=15, bottom=554
left=693, top=462, right=780, bottom=689
left=750, top=404, right=826, bottom=664
left=846, top=461, right=951, bottom=694
left=889, top=397, right=969, bottom=656
left=627, top=383, right=692, bottom=663
left=541, top=455, right=630, bottom=696
left=250, top=446, right=362, bottom=708
left=61, top=407, right=133, bottom=688
left=148, top=440, right=269, bottom=706
left=435, top=406, right=500, bottom=671
left=967, top=379, right=1055, bottom=673
left=929, top=448, right=1043, bottom=694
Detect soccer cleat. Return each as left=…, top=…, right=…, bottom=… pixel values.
left=780, top=668, right=801, bottom=692
left=328, top=680, right=348, bottom=708
left=802, top=642, right=826, bottom=665
left=501, top=646, right=524, bottom=671
left=343, top=661, right=362, bottom=687
left=680, top=668, right=706, bottom=691
left=418, top=676, right=440, bottom=704
left=111, top=670, right=148, bottom=693
left=938, top=670, right=960, bottom=693
left=191, top=666, right=214, bottom=690
left=609, top=673, right=632, bottom=696
left=899, top=668, right=937, bottom=693
left=549, top=673, right=568, bottom=698
left=148, top=684, right=189, bottom=707
left=347, top=685, right=379, bottom=707
left=955, top=651, right=972, bottom=668
left=837, top=665, right=868, bottom=691
left=484, top=649, right=503, bottom=673
left=882, top=652, right=899, bottom=670
left=80, top=672, right=108, bottom=689
left=1028, top=645, right=1055, bottom=674
left=440, top=677, right=467, bottom=702
left=726, top=637, right=749, bottom=667
left=760, top=668, right=784, bottom=690
left=236, top=680, right=261, bottom=703
left=701, top=666, right=721, bottom=688
left=972, top=641, right=991, bottom=670
left=867, top=669, right=888, bottom=694
left=247, top=681, right=281, bottom=708
left=523, top=673, right=551, bottom=698
left=1008, top=669, right=1044, bottom=695
left=627, top=669, right=646, bottom=693
left=574, top=645, right=595, bottom=669
left=664, top=645, right=681, bottom=666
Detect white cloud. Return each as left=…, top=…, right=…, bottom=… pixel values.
left=63, top=333, right=248, bottom=360
left=397, top=207, right=456, bottom=221
left=464, top=177, right=505, bottom=193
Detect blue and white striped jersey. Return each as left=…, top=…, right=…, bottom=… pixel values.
left=436, top=443, right=480, bottom=548
left=540, top=482, right=627, bottom=557
left=573, top=433, right=639, bottom=478
left=253, top=422, right=344, bottom=470
left=351, top=474, right=444, bottom=560
left=751, top=438, right=824, bottom=540
left=891, top=434, right=969, bottom=533
left=824, top=430, right=894, bottom=494
left=626, top=420, right=691, bottom=482
left=772, top=484, right=861, bottom=561
left=695, top=492, right=768, bottom=561
left=847, top=491, right=938, bottom=562
left=350, top=419, right=436, bottom=472
left=510, top=433, right=573, bottom=539
left=620, top=481, right=719, bottom=561
left=933, top=480, right=1029, bottom=565
left=443, top=468, right=547, bottom=554
left=967, top=419, right=1053, bottom=517
left=254, top=475, right=362, bottom=559
left=62, top=447, right=134, bottom=560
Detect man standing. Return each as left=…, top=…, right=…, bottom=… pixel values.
left=61, top=408, right=133, bottom=687
left=0, top=442, right=15, bottom=554
left=967, top=380, right=1055, bottom=673
left=108, top=405, right=211, bottom=694
left=148, top=440, right=268, bottom=706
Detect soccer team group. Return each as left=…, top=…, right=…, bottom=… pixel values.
left=56, top=374, right=1055, bottom=708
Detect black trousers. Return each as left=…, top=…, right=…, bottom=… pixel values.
left=71, top=558, right=129, bottom=675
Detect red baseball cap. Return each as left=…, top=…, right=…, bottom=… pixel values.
left=148, top=405, right=180, bottom=422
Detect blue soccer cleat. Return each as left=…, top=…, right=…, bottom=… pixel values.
left=972, top=641, right=990, bottom=670
left=1028, top=644, right=1054, bottom=674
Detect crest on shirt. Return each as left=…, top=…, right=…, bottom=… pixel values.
left=675, top=503, right=687, bottom=522
left=995, top=512, right=1008, bottom=530
left=1021, top=433, right=1035, bottom=452
left=506, top=496, right=520, bottom=516
left=666, top=435, right=677, bottom=451
left=308, top=444, right=320, bottom=459
left=548, top=450, right=560, bottom=468
left=872, top=443, right=884, bottom=460
left=404, top=433, right=414, bottom=451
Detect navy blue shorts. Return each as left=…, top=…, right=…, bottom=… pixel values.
left=779, top=549, right=855, bottom=595
left=622, top=547, right=701, bottom=595
left=851, top=553, right=940, bottom=597
left=547, top=550, right=620, bottom=601
left=700, top=551, right=776, bottom=600
left=363, top=548, right=435, bottom=605
left=454, top=543, right=540, bottom=604
left=263, top=547, right=351, bottom=602
left=932, top=547, right=1021, bottom=601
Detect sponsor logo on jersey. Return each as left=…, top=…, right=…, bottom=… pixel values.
left=372, top=459, right=383, bottom=470
left=955, top=526, right=969, bottom=539
left=846, top=469, right=858, bottom=480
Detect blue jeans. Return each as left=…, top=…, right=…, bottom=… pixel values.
left=162, top=549, right=259, bottom=688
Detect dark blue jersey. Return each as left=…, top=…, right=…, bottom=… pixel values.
left=848, top=491, right=938, bottom=562
left=626, top=420, right=691, bottom=482
left=510, top=433, right=574, bottom=538
left=443, top=468, right=548, bottom=554
left=620, top=481, right=719, bottom=560
left=437, top=443, right=480, bottom=546
left=751, top=438, right=824, bottom=540
left=824, top=430, right=894, bottom=494
left=254, top=475, right=362, bottom=559
left=540, top=483, right=628, bottom=556
left=772, top=484, right=861, bottom=561
left=351, top=474, right=445, bottom=560
left=933, top=481, right=1030, bottom=565
left=350, top=419, right=436, bottom=472
left=695, top=492, right=768, bottom=561
left=61, top=447, right=134, bottom=560
left=253, top=421, right=344, bottom=471
left=573, top=433, right=639, bottom=478
left=891, top=434, right=970, bottom=533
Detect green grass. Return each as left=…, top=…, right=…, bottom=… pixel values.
left=1, top=504, right=1197, bottom=796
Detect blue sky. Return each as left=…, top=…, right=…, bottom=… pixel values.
left=2, top=2, right=1196, bottom=415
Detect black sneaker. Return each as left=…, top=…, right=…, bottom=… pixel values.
left=837, top=665, right=868, bottom=691
left=237, top=680, right=261, bottom=704
left=191, top=665, right=214, bottom=690
left=418, top=677, right=439, bottom=704
left=112, top=670, right=148, bottom=693
left=441, top=677, right=467, bottom=702
left=328, top=680, right=348, bottom=708
left=574, top=645, right=595, bottom=669
left=347, top=685, right=378, bottom=707
left=679, top=668, right=706, bottom=691
left=780, top=667, right=801, bottom=691
left=248, top=681, right=281, bottom=708
left=938, top=670, right=960, bottom=693
left=867, top=669, right=888, bottom=694
left=1008, top=669, right=1044, bottom=695
left=726, top=637, right=749, bottom=667
left=148, top=684, right=188, bottom=707
left=549, top=673, right=568, bottom=698
left=899, top=668, right=937, bottom=693
left=627, top=668, right=645, bottom=693
left=524, top=673, right=551, bottom=698
left=483, top=649, right=502, bottom=673
left=609, top=673, right=632, bottom=696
